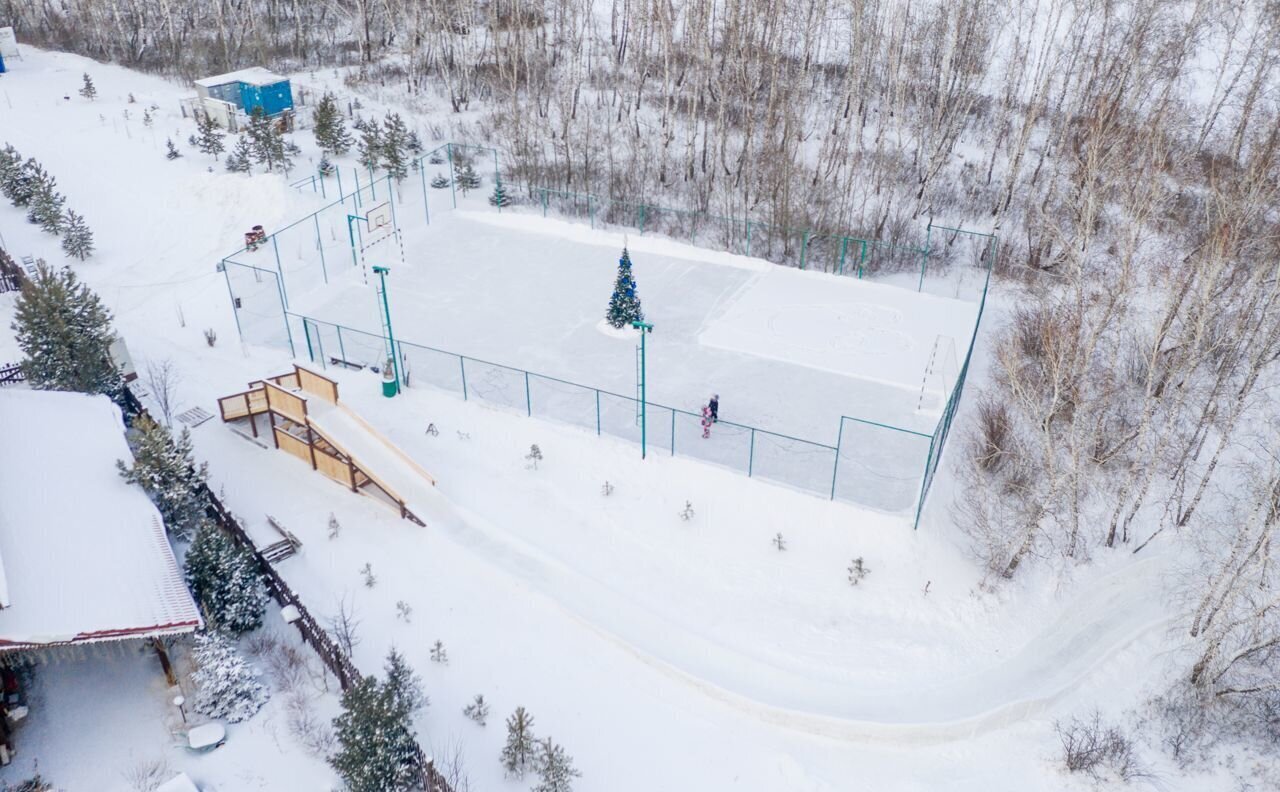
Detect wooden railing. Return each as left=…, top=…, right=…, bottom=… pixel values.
left=122, top=387, right=451, bottom=792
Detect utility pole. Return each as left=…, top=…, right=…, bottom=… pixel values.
left=632, top=320, right=654, bottom=458
left=373, top=266, right=400, bottom=397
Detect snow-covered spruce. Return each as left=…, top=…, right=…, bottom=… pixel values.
left=165, top=138, right=182, bottom=159
left=78, top=73, right=96, bottom=101
left=13, top=263, right=120, bottom=395
left=329, top=650, right=424, bottom=792
left=195, top=112, right=225, bottom=159
left=225, top=135, right=253, bottom=173
left=190, top=630, right=269, bottom=723
left=454, top=162, right=480, bottom=194
left=184, top=520, right=267, bottom=635
left=500, top=706, right=536, bottom=778
left=60, top=209, right=94, bottom=260
left=312, top=92, right=352, bottom=157
left=26, top=170, right=65, bottom=233
left=117, top=415, right=209, bottom=540
left=489, top=182, right=511, bottom=207
left=430, top=174, right=450, bottom=189
left=381, top=112, right=410, bottom=181
left=246, top=108, right=288, bottom=172
left=533, top=738, right=581, bottom=792
left=354, top=117, right=383, bottom=173
left=464, top=694, right=489, bottom=726
left=605, top=247, right=644, bottom=329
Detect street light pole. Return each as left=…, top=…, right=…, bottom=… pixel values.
left=632, top=320, right=654, bottom=459
left=373, top=266, right=400, bottom=397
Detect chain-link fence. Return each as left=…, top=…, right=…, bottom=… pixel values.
left=219, top=143, right=996, bottom=524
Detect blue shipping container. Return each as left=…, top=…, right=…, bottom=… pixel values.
left=239, top=80, right=292, bottom=116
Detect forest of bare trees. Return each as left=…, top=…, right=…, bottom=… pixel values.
left=4, top=0, right=1279, bottom=752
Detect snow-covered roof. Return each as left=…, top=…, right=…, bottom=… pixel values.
left=0, top=390, right=201, bottom=650
left=194, top=67, right=287, bottom=88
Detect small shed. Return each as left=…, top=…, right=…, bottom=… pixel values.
left=194, top=67, right=293, bottom=117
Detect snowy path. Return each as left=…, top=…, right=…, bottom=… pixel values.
left=266, top=395, right=1174, bottom=741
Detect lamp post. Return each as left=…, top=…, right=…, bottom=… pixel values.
left=632, top=320, right=654, bottom=458
left=372, top=266, right=400, bottom=397
left=172, top=695, right=187, bottom=725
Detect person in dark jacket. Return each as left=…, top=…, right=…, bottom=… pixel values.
left=709, top=394, right=719, bottom=423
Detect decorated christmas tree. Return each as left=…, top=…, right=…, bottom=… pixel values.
left=605, top=247, right=644, bottom=329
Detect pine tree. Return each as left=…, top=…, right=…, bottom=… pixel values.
left=190, top=630, right=270, bottom=723
left=455, top=162, right=480, bottom=194
left=605, top=247, right=644, bottom=328
left=500, top=706, right=537, bottom=778
left=318, top=153, right=335, bottom=176
left=117, top=415, right=209, bottom=540
left=312, top=92, right=353, bottom=156
left=225, top=135, right=253, bottom=173
left=533, top=739, right=581, bottom=792
left=27, top=174, right=66, bottom=234
left=383, top=648, right=427, bottom=716
left=143, top=108, right=154, bottom=128
left=184, top=520, right=267, bottom=635
left=247, top=108, right=285, bottom=171
left=430, top=174, right=450, bottom=189
left=489, top=181, right=511, bottom=207
left=330, top=675, right=419, bottom=792
left=0, top=144, right=23, bottom=201
left=12, top=263, right=120, bottom=395
left=8, top=159, right=45, bottom=208
left=195, top=113, right=225, bottom=159
left=61, top=210, right=94, bottom=260
left=79, top=73, right=97, bottom=101
left=165, top=138, right=182, bottom=160
left=380, top=112, right=410, bottom=181
left=355, top=117, right=383, bottom=172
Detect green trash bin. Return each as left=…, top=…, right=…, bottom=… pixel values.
left=381, top=360, right=397, bottom=398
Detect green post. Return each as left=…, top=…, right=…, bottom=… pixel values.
left=838, top=237, right=849, bottom=276
left=918, top=223, right=933, bottom=292
left=314, top=214, right=328, bottom=284
left=745, top=221, right=752, bottom=257
left=830, top=418, right=845, bottom=500
left=541, top=189, right=548, bottom=217
left=800, top=229, right=810, bottom=270
left=632, top=320, right=654, bottom=459
left=220, top=260, right=243, bottom=341
left=524, top=371, right=531, bottom=416
left=419, top=163, right=430, bottom=225
left=595, top=389, right=601, bottom=435
left=859, top=240, right=867, bottom=278
left=638, top=205, right=647, bottom=234
left=369, top=165, right=377, bottom=201
left=271, top=234, right=288, bottom=308
left=670, top=409, right=675, bottom=456
left=372, top=266, right=400, bottom=397
left=589, top=195, right=595, bottom=229
left=447, top=143, right=457, bottom=209
left=459, top=356, right=467, bottom=400
left=748, top=429, right=756, bottom=476
left=353, top=167, right=362, bottom=209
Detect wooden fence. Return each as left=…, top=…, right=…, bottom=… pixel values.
left=122, top=388, right=453, bottom=792
left=0, top=364, right=24, bottom=386
left=0, top=248, right=27, bottom=294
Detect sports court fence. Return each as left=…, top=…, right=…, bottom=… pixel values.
left=219, top=143, right=996, bottom=525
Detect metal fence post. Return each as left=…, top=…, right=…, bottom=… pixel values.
left=859, top=240, right=867, bottom=278
left=541, top=188, right=548, bottom=217
left=670, top=410, right=676, bottom=456
left=748, top=428, right=756, bottom=476
left=595, top=389, right=601, bottom=435
left=745, top=221, right=752, bottom=257
left=830, top=418, right=845, bottom=500
left=336, top=325, right=346, bottom=365
left=524, top=371, right=532, bottom=416
left=313, top=214, right=328, bottom=284
left=447, top=143, right=457, bottom=209
left=336, top=168, right=345, bottom=207
left=369, top=165, right=377, bottom=201
left=353, top=167, right=362, bottom=210
left=221, top=260, right=244, bottom=341
left=638, top=205, right=647, bottom=234
left=271, top=235, right=288, bottom=307
left=838, top=237, right=849, bottom=276
left=800, top=229, right=810, bottom=270
left=419, top=164, right=429, bottom=225
left=459, top=356, right=468, bottom=400
left=918, top=223, right=933, bottom=292
left=588, top=195, right=595, bottom=229
left=318, top=172, right=326, bottom=199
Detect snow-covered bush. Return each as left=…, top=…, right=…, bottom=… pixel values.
left=464, top=694, right=489, bottom=726
left=190, top=630, right=270, bottom=723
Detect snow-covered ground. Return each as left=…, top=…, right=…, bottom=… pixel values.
left=0, top=48, right=1248, bottom=792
